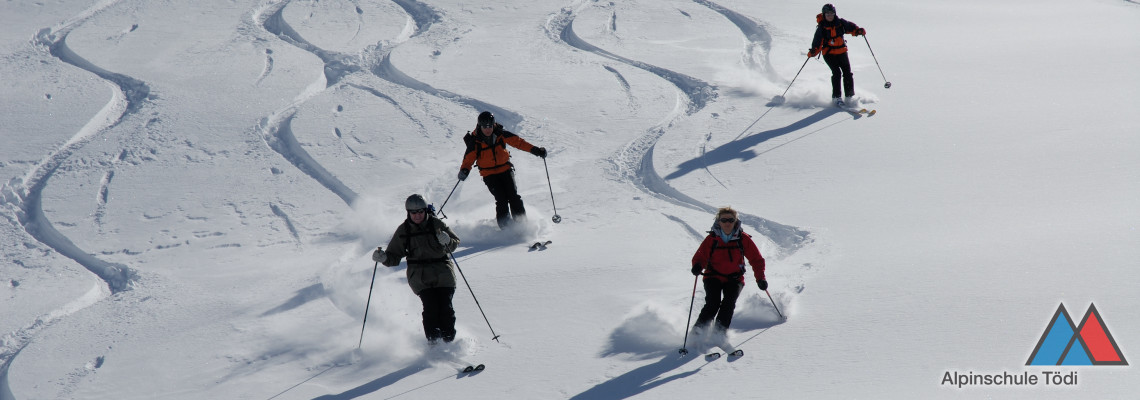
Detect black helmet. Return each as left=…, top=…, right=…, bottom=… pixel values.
left=405, top=194, right=428, bottom=211
left=822, top=3, right=836, bottom=14
left=477, top=111, right=495, bottom=127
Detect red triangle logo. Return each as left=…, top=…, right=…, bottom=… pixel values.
left=1076, top=304, right=1128, bottom=365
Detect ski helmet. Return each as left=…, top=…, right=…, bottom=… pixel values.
left=477, top=111, right=495, bottom=127
left=405, top=194, right=428, bottom=211
left=822, top=3, right=836, bottom=14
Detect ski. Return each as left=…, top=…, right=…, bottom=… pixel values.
left=529, top=240, right=552, bottom=250
left=461, top=364, right=486, bottom=373
left=837, top=105, right=876, bottom=117
left=704, top=349, right=742, bottom=360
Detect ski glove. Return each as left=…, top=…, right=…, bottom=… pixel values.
left=853, top=28, right=866, bottom=36
left=757, top=280, right=768, bottom=291
left=531, top=147, right=547, bottom=158
left=807, top=48, right=819, bottom=58
left=691, top=264, right=703, bottom=276
left=371, top=247, right=384, bottom=262
left=458, top=169, right=469, bottom=181
left=436, top=231, right=452, bottom=246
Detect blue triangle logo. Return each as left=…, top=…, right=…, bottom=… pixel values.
left=1027, top=304, right=1078, bottom=365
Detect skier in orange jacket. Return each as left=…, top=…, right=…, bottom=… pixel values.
left=457, top=111, right=547, bottom=229
left=808, top=3, right=866, bottom=107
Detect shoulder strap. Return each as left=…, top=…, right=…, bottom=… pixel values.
left=401, top=220, right=413, bottom=253
left=706, top=234, right=718, bottom=264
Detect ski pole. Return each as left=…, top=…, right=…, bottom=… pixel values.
left=358, top=258, right=381, bottom=349
left=772, top=56, right=811, bottom=104
left=542, top=158, right=562, bottom=223
left=449, top=252, right=501, bottom=342
left=862, top=36, right=891, bottom=89
left=679, top=274, right=700, bottom=355
left=764, top=289, right=786, bottom=321
left=435, top=179, right=462, bottom=219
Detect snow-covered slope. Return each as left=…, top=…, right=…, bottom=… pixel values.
left=2, top=0, right=1138, bottom=399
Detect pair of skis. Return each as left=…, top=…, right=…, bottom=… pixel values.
left=459, top=364, right=486, bottom=373
left=431, top=357, right=486, bottom=374
left=706, top=349, right=744, bottom=359
left=678, top=346, right=744, bottom=358
left=845, top=107, right=877, bottom=116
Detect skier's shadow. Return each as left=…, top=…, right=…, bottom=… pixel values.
left=567, top=355, right=705, bottom=400
left=663, top=108, right=842, bottom=180
left=572, top=319, right=783, bottom=399
left=309, top=364, right=428, bottom=400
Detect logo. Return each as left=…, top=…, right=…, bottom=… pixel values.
left=1026, top=303, right=1128, bottom=366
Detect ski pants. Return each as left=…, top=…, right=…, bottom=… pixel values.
left=823, top=52, right=854, bottom=99
left=695, top=278, right=744, bottom=331
left=418, top=287, right=456, bottom=342
left=482, top=169, right=526, bottom=229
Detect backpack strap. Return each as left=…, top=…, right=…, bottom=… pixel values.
left=702, top=233, right=746, bottom=280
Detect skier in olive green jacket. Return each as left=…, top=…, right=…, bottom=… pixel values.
left=373, top=194, right=461, bottom=344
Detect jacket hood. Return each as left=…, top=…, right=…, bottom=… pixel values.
left=709, top=219, right=742, bottom=240
left=816, top=13, right=845, bottom=25
left=471, top=123, right=501, bottom=144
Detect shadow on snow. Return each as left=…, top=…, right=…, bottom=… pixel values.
left=664, top=108, right=842, bottom=180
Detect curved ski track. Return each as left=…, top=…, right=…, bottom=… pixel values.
left=546, top=2, right=809, bottom=252
left=250, top=0, right=526, bottom=210
left=2, top=0, right=146, bottom=395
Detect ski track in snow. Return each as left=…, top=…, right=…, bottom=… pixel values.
left=250, top=0, right=530, bottom=212
left=6, top=0, right=147, bottom=295
left=694, top=0, right=780, bottom=83
left=602, top=65, right=639, bottom=110
left=546, top=3, right=809, bottom=253
left=1, top=1, right=149, bottom=389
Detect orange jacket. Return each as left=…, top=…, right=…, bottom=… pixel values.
left=459, top=123, right=537, bottom=177
left=810, top=13, right=861, bottom=56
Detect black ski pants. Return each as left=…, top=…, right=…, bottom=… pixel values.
left=823, top=52, right=854, bottom=99
left=418, top=287, right=456, bottom=342
left=695, top=278, right=744, bottom=331
left=482, top=169, right=525, bottom=229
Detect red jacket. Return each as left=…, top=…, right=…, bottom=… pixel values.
left=691, top=226, right=765, bottom=284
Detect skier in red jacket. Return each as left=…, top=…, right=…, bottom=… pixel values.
left=690, top=207, right=767, bottom=333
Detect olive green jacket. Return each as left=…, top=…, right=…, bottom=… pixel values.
left=379, top=216, right=460, bottom=295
